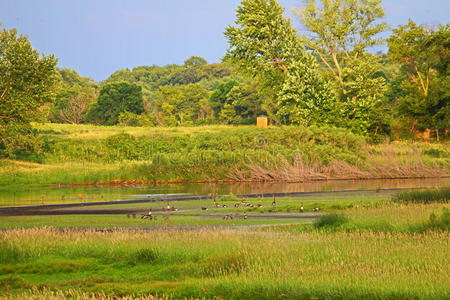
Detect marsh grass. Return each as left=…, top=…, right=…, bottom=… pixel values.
left=0, top=227, right=448, bottom=299
left=392, top=188, right=450, bottom=204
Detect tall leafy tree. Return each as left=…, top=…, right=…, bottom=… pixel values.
left=0, top=25, right=58, bottom=155
left=86, top=82, right=144, bottom=125
left=294, top=0, right=389, bottom=135
left=388, top=21, right=449, bottom=134
left=224, top=0, right=333, bottom=125
left=295, top=0, right=387, bottom=93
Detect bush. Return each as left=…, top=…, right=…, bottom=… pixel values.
left=427, top=208, right=450, bottom=231
left=314, top=213, right=348, bottom=229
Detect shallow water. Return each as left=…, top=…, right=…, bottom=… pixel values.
left=0, top=177, right=448, bottom=207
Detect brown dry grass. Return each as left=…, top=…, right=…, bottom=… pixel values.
left=0, top=287, right=170, bottom=300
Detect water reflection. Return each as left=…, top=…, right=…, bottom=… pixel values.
left=0, top=177, right=448, bottom=207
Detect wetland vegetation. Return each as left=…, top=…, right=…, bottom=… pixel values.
left=0, top=189, right=449, bottom=299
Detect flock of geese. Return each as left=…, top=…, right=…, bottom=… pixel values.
left=139, top=197, right=320, bottom=221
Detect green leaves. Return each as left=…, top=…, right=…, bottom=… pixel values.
left=294, top=0, right=389, bottom=136
left=388, top=21, right=449, bottom=133
left=85, top=82, right=144, bottom=126
left=224, top=0, right=303, bottom=83
left=0, top=25, right=58, bottom=156
left=225, top=0, right=333, bottom=125
left=154, top=83, right=211, bottom=126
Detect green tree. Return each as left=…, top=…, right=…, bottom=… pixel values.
left=209, top=80, right=240, bottom=118
left=85, top=82, right=144, bottom=125
left=184, top=56, right=208, bottom=67
left=224, top=0, right=332, bottom=125
left=51, top=68, right=98, bottom=124
left=154, top=83, right=211, bottom=126
left=219, top=83, right=262, bottom=124
left=277, top=58, right=336, bottom=126
left=294, top=0, right=387, bottom=93
left=388, top=21, right=449, bottom=134
left=294, top=0, right=390, bottom=135
left=0, top=25, right=58, bottom=155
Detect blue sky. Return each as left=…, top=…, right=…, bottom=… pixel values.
left=1, top=0, right=449, bottom=81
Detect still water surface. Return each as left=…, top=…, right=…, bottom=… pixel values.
left=0, top=178, right=448, bottom=207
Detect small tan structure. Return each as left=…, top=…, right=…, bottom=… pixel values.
left=257, top=116, right=268, bottom=128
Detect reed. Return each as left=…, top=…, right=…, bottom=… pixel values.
left=392, top=188, right=450, bottom=204
left=0, top=227, right=448, bottom=299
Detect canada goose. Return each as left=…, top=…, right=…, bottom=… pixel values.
left=272, top=198, right=276, bottom=206
left=313, top=207, right=320, bottom=212
left=300, top=202, right=304, bottom=213
left=257, top=204, right=263, bottom=208
left=234, top=203, right=240, bottom=208
left=201, top=207, right=208, bottom=211
left=243, top=214, right=248, bottom=220
left=222, top=204, right=228, bottom=208
left=141, top=209, right=152, bottom=219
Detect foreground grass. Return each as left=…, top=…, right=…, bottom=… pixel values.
left=0, top=227, right=448, bottom=299
left=0, top=123, right=448, bottom=186
left=0, top=189, right=448, bottom=299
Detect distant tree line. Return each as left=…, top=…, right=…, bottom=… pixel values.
left=0, top=0, right=448, bottom=156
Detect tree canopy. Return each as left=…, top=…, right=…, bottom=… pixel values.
left=224, top=0, right=334, bottom=126
left=86, top=82, right=144, bottom=126
left=388, top=21, right=449, bottom=134
left=0, top=24, right=58, bottom=155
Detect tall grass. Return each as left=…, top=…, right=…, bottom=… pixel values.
left=392, top=188, right=450, bottom=204
left=0, top=228, right=448, bottom=299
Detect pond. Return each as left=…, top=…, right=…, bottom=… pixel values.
left=0, top=177, right=448, bottom=207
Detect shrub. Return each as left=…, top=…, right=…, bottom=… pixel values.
left=314, top=213, right=348, bottom=229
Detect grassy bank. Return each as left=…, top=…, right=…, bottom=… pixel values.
left=1, top=123, right=448, bottom=186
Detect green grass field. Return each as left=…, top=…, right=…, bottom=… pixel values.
left=1, top=189, right=449, bottom=299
